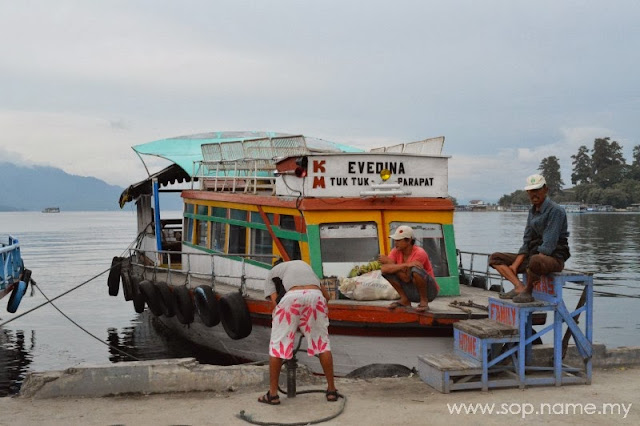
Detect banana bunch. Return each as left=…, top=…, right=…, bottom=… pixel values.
left=347, top=260, right=382, bottom=277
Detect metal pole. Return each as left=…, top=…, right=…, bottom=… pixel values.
left=285, top=357, right=298, bottom=398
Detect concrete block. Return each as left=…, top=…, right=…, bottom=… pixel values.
left=20, top=358, right=271, bottom=399
left=530, top=344, right=640, bottom=368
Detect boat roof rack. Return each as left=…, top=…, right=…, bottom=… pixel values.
left=197, top=135, right=311, bottom=194
left=369, top=136, right=445, bottom=155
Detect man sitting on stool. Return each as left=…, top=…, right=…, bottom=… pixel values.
left=489, top=174, right=571, bottom=303
left=379, top=225, right=439, bottom=312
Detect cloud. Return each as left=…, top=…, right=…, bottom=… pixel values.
left=447, top=125, right=637, bottom=203
left=1, top=1, right=639, bottom=199
left=0, top=110, right=149, bottom=186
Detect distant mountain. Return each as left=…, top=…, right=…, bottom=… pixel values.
left=0, top=162, right=124, bottom=211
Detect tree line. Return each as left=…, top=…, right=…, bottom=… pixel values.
left=499, top=137, right=640, bottom=208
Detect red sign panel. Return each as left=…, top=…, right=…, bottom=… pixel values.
left=458, top=332, right=480, bottom=359
left=490, top=303, right=518, bottom=327
left=534, top=276, right=556, bottom=296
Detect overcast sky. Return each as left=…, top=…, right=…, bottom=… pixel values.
left=1, top=1, right=639, bottom=202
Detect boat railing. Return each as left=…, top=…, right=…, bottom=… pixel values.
left=457, top=250, right=506, bottom=291
left=1, top=236, right=22, bottom=289
left=128, top=247, right=280, bottom=296
left=191, top=135, right=310, bottom=194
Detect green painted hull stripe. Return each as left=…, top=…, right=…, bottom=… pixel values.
left=183, top=242, right=272, bottom=270
left=185, top=213, right=307, bottom=241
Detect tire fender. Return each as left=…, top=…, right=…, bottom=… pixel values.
left=7, top=269, right=31, bottom=314
left=139, top=280, right=165, bottom=316
left=194, top=286, right=220, bottom=327
left=155, top=281, right=175, bottom=318
left=120, top=266, right=134, bottom=301
left=471, top=276, right=487, bottom=290
left=219, top=292, right=252, bottom=340
left=130, top=275, right=146, bottom=314
left=108, top=256, right=123, bottom=296
left=172, top=286, right=194, bottom=325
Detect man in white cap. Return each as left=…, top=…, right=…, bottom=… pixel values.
left=379, top=225, right=439, bottom=312
left=489, top=174, right=570, bottom=303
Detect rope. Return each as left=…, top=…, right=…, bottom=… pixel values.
left=31, top=279, right=141, bottom=361
left=0, top=266, right=112, bottom=327
left=237, top=392, right=347, bottom=426
left=237, top=332, right=347, bottom=425
left=0, top=231, right=149, bottom=357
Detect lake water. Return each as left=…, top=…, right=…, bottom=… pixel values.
left=1, top=210, right=639, bottom=395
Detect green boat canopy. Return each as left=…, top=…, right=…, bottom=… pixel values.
left=132, top=131, right=363, bottom=177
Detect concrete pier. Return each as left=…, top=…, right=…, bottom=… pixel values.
left=3, top=345, right=638, bottom=425
left=2, top=365, right=638, bottom=425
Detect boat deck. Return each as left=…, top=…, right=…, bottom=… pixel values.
left=137, top=265, right=498, bottom=326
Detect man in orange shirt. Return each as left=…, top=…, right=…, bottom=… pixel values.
left=379, top=225, right=440, bottom=312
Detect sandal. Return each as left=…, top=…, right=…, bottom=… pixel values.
left=499, top=289, right=519, bottom=299
left=414, top=303, right=428, bottom=313
left=326, top=389, right=340, bottom=402
left=258, top=391, right=280, bottom=405
left=388, top=301, right=410, bottom=310
left=513, top=292, right=535, bottom=303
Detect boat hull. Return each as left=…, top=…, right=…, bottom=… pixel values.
left=154, top=313, right=452, bottom=376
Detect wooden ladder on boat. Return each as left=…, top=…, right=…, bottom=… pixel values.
left=417, top=271, right=594, bottom=392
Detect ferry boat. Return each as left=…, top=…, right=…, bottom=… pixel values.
left=560, top=203, right=586, bottom=214
left=115, top=131, right=515, bottom=376
left=0, top=235, right=30, bottom=313
left=41, top=207, right=60, bottom=213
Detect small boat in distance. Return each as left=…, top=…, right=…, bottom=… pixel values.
left=42, top=207, right=60, bottom=213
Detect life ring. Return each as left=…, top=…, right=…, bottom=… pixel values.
left=108, top=256, right=123, bottom=296
left=172, top=286, right=194, bottom=325
left=130, top=275, right=146, bottom=314
left=194, top=286, right=220, bottom=327
left=219, top=292, right=252, bottom=340
left=154, top=281, right=175, bottom=318
left=139, top=280, right=165, bottom=316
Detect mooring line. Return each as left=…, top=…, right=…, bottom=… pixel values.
left=31, top=279, right=141, bottom=361
left=0, top=266, right=112, bottom=327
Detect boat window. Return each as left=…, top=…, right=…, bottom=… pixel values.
left=184, top=217, right=194, bottom=243
left=319, top=223, right=379, bottom=277
left=280, top=215, right=297, bottom=231
left=228, top=224, right=247, bottom=255
left=197, top=220, right=207, bottom=247
left=197, top=205, right=208, bottom=216
left=389, top=222, right=449, bottom=277
left=209, top=221, right=226, bottom=251
left=250, top=228, right=273, bottom=263
left=230, top=209, right=247, bottom=221
left=184, top=203, right=194, bottom=215
left=251, top=211, right=274, bottom=225
left=280, top=239, right=302, bottom=261
left=212, top=207, right=227, bottom=218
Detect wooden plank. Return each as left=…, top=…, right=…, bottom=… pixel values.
left=454, top=318, right=518, bottom=338
left=418, top=353, right=481, bottom=371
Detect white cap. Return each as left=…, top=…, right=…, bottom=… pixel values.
left=524, top=174, right=546, bottom=190
left=390, top=225, right=414, bottom=240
